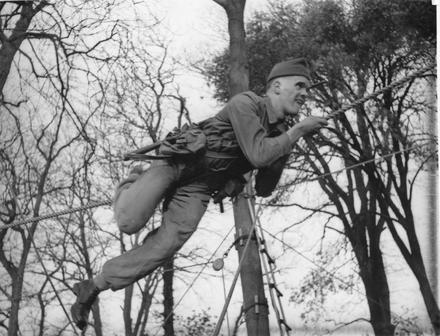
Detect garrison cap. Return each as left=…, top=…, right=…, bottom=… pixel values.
left=267, top=58, right=311, bottom=83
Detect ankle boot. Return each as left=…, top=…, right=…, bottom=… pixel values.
left=71, top=280, right=100, bottom=330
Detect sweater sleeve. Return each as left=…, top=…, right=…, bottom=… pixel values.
left=227, top=93, right=292, bottom=168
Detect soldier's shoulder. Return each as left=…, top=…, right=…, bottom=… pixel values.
left=230, top=91, right=263, bottom=104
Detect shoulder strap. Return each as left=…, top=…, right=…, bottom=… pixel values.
left=205, top=151, right=239, bottom=159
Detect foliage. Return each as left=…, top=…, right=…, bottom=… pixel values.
left=175, top=310, right=217, bottom=336
left=206, top=0, right=435, bottom=101
left=290, top=243, right=357, bottom=325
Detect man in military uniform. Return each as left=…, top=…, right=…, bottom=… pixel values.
left=71, top=58, right=328, bottom=330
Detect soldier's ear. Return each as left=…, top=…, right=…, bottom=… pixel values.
left=273, top=79, right=281, bottom=94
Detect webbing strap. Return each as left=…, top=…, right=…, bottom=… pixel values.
left=123, top=150, right=239, bottom=161
left=242, top=299, right=269, bottom=316
left=205, top=151, right=239, bottom=159
left=123, top=153, right=172, bottom=160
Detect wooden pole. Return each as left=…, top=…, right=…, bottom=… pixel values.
left=426, top=74, right=438, bottom=299
left=211, top=0, right=270, bottom=335
left=232, top=185, right=270, bottom=336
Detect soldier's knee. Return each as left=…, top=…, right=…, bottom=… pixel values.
left=118, top=223, right=139, bottom=235
left=180, top=213, right=203, bottom=236
left=115, top=212, right=145, bottom=235
left=163, top=236, right=187, bottom=256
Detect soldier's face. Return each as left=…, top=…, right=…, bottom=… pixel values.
left=275, top=76, right=310, bottom=117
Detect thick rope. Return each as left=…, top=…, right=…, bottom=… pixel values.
left=2, top=143, right=432, bottom=232
left=286, top=143, right=434, bottom=188
left=0, top=200, right=112, bottom=231
left=325, top=63, right=435, bottom=119
left=2, top=63, right=434, bottom=232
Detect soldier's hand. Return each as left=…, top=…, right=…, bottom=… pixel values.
left=295, top=116, right=328, bottom=135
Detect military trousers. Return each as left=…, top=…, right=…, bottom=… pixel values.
left=102, top=159, right=212, bottom=290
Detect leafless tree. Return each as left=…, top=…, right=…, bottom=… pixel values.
left=0, top=1, right=162, bottom=335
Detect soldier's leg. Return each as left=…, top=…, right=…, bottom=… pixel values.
left=101, top=181, right=211, bottom=290
left=71, top=160, right=181, bottom=330
left=113, top=160, right=179, bottom=234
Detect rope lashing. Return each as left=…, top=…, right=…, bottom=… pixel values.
left=211, top=230, right=259, bottom=271
left=241, top=296, right=269, bottom=315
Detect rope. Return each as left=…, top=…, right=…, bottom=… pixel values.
left=0, top=62, right=431, bottom=336
left=152, top=224, right=235, bottom=336
left=163, top=261, right=217, bottom=273
left=3, top=142, right=433, bottom=232
left=325, top=63, right=435, bottom=120
left=2, top=63, right=434, bottom=232
left=285, top=143, right=434, bottom=188
left=0, top=200, right=112, bottom=231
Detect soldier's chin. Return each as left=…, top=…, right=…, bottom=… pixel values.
left=287, top=107, right=300, bottom=116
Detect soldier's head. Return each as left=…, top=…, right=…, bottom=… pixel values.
left=266, top=58, right=311, bottom=119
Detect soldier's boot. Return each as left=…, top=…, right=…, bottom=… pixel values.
left=71, top=280, right=100, bottom=330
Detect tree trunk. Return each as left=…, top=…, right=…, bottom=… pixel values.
left=124, top=284, right=134, bottom=336
left=378, top=175, right=440, bottom=333
left=223, top=1, right=249, bottom=95
left=8, top=175, right=45, bottom=336
left=413, top=264, right=440, bottom=334
left=134, top=277, right=157, bottom=336
left=92, top=302, right=104, bottom=336
left=213, top=0, right=270, bottom=335
left=0, top=3, right=42, bottom=95
left=351, top=220, right=395, bottom=336
left=362, top=250, right=395, bottom=336
left=8, top=276, right=23, bottom=336
left=163, top=257, right=175, bottom=336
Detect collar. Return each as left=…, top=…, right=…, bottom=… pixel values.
left=264, top=96, right=284, bottom=125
